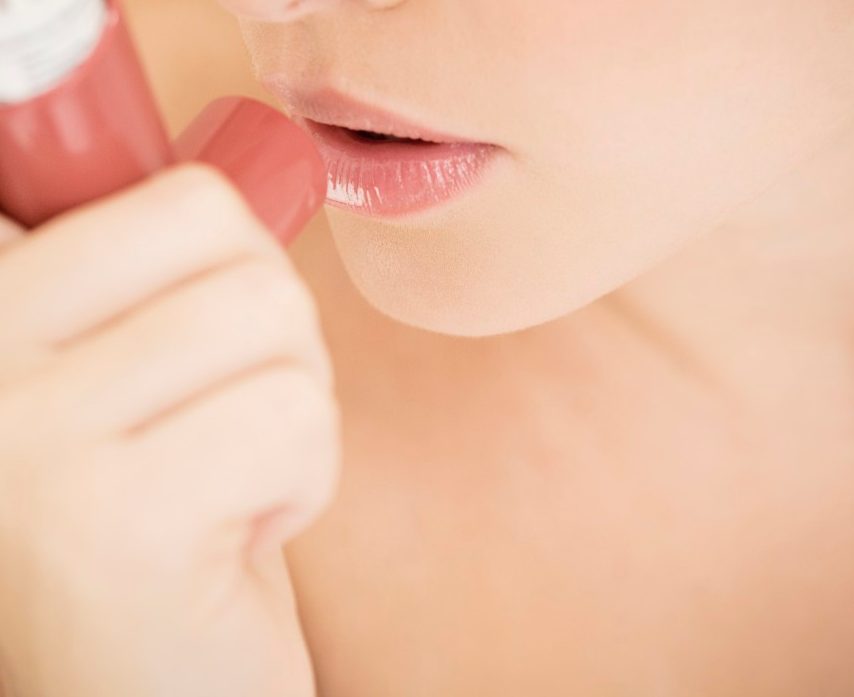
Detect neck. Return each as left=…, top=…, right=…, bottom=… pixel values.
left=607, top=121, right=854, bottom=392
left=308, top=123, right=854, bottom=444
left=505, top=121, right=854, bottom=446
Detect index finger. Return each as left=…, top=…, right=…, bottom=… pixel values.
left=0, top=164, right=277, bottom=349
left=0, top=213, right=23, bottom=250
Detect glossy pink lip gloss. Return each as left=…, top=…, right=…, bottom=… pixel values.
left=301, top=117, right=496, bottom=218
left=0, top=0, right=172, bottom=228
left=0, top=0, right=326, bottom=245
left=264, top=83, right=501, bottom=218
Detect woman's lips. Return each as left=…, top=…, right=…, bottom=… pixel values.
left=298, top=117, right=497, bottom=217
left=261, top=84, right=500, bottom=218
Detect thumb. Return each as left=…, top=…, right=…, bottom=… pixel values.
left=0, top=214, right=24, bottom=249
left=175, top=97, right=326, bottom=247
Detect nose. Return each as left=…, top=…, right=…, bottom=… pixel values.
left=363, top=0, right=406, bottom=7
left=220, top=0, right=406, bottom=22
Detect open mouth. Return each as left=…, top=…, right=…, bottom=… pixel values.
left=305, top=116, right=453, bottom=147
left=261, top=84, right=501, bottom=218
left=301, top=118, right=498, bottom=217
left=297, top=116, right=499, bottom=218
left=344, top=128, right=437, bottom=146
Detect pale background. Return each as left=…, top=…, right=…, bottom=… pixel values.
left=125, top=0, right=267, bottom=134
left=121, top=0, right=398, bottom=374
left=123, top=0, right=340, bottom=280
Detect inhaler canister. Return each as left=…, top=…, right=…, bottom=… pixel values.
left=0, top=0, right=173, bottom=227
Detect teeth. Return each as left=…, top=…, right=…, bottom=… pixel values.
left=353, top=129, right=396, bottom=142
left=347, top=127, right=432, bottom=145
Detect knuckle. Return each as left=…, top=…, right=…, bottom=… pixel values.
left=0, top=214, right=23, bottom=248
left=157, top=162, right=238, bottom=210
left=162, top=261, right=296, bottom=340
left=229, top=260, right=322, bottom=341
left=264, top=367, right=340, bottom=493
left=270, top=365, right=339, bottom=432
left=153, top=163, right=272, bottom=251
left=240, top=258, right=302, bottom=302
left=284, top=371, right=341, bottom=510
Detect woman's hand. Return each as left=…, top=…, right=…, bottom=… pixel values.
left=0, top=164, right=339, bottom=697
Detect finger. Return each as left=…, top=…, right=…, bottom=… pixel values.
left=0, top=216, right=48, bottom=383
left=99, top=364, right=340, bottom=559
left=0, top=214, right=24, bottom=249
left=46, top=257, right=332, bottom=437
left=0, top=163, right=282, bottom=350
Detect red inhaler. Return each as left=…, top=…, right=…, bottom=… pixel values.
left=0, top=0, right=173, bottom=228
left=0, top=0, right=326, bottom=244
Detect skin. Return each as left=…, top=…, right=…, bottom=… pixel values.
left=0, top=168, right=338, bottom=697
left=2, top=0, right=854, bottom=696
left=231, top=0, right=854, bottom=336
left=226, top=0, right=854, bottom=694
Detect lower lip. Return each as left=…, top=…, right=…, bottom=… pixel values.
left=297, top=117, right=499, bottom=218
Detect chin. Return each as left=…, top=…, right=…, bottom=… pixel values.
left=351, top=282, right=570, bottom=338
left=325, top=207, right=598, bottom=338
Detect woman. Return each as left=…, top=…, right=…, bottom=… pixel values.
left=2, top=0, right=854, bottom=694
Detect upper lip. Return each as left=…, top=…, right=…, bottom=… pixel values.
left=260, top=79, right=479, bottom=145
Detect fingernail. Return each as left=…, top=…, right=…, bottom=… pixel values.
left=174, top=97, right=326, bottom=246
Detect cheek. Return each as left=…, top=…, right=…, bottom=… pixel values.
left=338, top=2, right=854, bottom=336
left=524, top=1, right=854, bottom=218
left=239, top=0, right=854, bottom=337
left=485, top=0, right=854, bottom=307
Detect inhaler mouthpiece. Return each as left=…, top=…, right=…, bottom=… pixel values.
left=0, top=0, right=106, bottom=103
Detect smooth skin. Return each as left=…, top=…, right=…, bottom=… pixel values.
left=231, top=0, right=854, bottom=695
left=233, top=0, right=854, bottom=336
left=225, top=1, right=854, bottom=694
left=3, top=0, right=854, bottom=695
left=0, top=165, right=338, bottom=697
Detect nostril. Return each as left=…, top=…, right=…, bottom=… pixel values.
left=219, top=0, right=406, bottom=20
left=217, top=0, right=338, bottom=21
left=275, top=0, right=337, bottom=18
left=364, top=0, right=407, bottom=7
